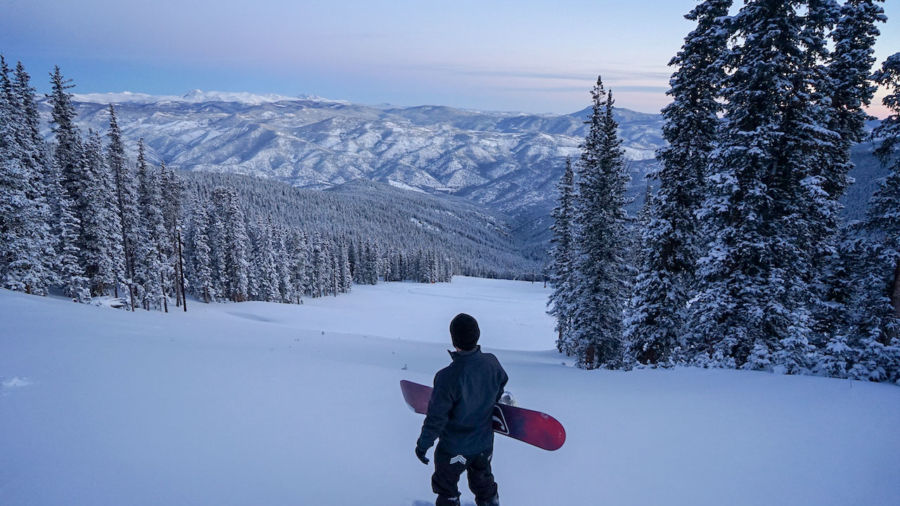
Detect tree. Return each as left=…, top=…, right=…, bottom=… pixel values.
left=0, top=59, right=55, bottom=294
left=547, top=157, right=576, bottom=353
left=626, top=0, right=732, bottom=366
left=188, top=200, right=214, bottom=303
left=213, top=186, right=250, bottom=302
left=0, top=57, right=42, bottom=293
left=80, top=130, right=123, bottom=295
left=569, top=77, right=630, bottom=369
left=134, top=140, right=168, bottom=310
left=687, top=0, right=838, bottom=373
left=48, top=158, right=88, bottom=301
left=107, top=105, right=141, bottom=309
left=160, top=163, right=183, bottom=306
left=848, top=52, right=900, bottom=383
left=48, top=67, right=88, bottom=266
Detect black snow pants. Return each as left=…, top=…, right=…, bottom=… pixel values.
left=432, top=446, right=499, bottom=506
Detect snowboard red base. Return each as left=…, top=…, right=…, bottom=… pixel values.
left=400, top=380, right=566, bottom=451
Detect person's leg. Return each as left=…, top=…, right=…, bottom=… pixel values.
left=466, top=449, right=499, bottom=506
left=432, top=447, right=466, bottom=506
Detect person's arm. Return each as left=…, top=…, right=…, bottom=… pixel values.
left=416, top=371, right=456, bottom=451
left=495, top=363, right=509, bottom=402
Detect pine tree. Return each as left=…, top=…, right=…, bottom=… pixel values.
left=0, top=59, right=55, bottom=294
left=339, top=239, right=353, bottom=293
left=547, top=157, right=577, bottom=354
left=0, top=56, right=37, bottom=293
left=825, top=0, right=885, bottom=199
left=48, top=159, right=88, bottom=301
left=252, top=218, right=280, bottom=302
left=626, top=0, right=732, bottom=366
left=48, top=67, right=90, bottom=272
left=687, top=0, right=837, bottom=373
left=213, top=186, right=250, bottom=302
left=310, top=234, right=327, bottom=297
left=851, top=52, right=900, bottom=383
left=189, top=200, right=214, bottom=303
left=289, top=229, right=310, bottom=303
left=208, top=197, right=228, bottom=300
left=80, top=130, right=123, bottom=295
left=273, top=225, right=293, bottom=303
left=160, top=163, right=182, bottom=306
left=106, top=105, right=141, bottom=309
left=569, top=77, right=630, bottom=369
left=135, top=140, right=167, bottom=310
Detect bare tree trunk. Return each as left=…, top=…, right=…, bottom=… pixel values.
left=159, top=250, right=168, bottom=313
left=173, top=231, right=182, bottom=308
left=178, top=228, right=187, bottom=312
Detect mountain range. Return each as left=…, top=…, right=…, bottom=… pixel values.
left=44, top=90, right=883, bottom=259
left=50, top=91, right=663, bottom=210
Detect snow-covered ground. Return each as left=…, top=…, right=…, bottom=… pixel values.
left=1, top=277, right=898, bottom=506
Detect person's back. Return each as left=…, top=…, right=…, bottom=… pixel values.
left=415, top=313, right=508, bottom=506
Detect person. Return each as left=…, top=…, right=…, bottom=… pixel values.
left=415, top=313, right=509, bottom=506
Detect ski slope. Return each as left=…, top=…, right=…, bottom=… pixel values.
left=1, top=277, right=898, bottom=506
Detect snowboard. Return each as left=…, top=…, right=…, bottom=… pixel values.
left=400, top=380, right=566, bottom=451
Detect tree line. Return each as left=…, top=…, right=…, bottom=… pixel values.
left=0, top=60, right=453, bottom=311
left=547, top=0, right=900, bottom=383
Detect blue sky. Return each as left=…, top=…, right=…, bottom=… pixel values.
left=1, top=0, right=897, bottom=115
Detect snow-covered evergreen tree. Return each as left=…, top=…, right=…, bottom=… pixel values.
left=289, top=229, right=310, bottom=303
left=687, top=0, right=839, bottom=373
left=188, top=200, right=214, bottom=303
left=273, top=225, right=293, bottom=303
left=252, top=219, right=280, bottom=302
left=547, top=157, right=576, bottom=354
left=338, top=240, right=353, bottom=293
left=0, top=59, right=55, bottom=294
left=0, top=56, right=32, bottom=292
left=0, top=57, right=34, bottom=293
left=80, top=130, right=123, bottom=296
left=626, top=0, right=731, bottom=366
left=213, top=186, right=250, bottom=302
left=851, top=52, right=900, bottom=383
left=825, top=0, right=885, bottom=200
left=106, top=105, right=141, bottom=308
left=569, top=77, right=630, bottom=369
left=48, top=67, right=90, bottom=275
left=160, top=163, right=182, bottom=306
left=134, top=140, right=167, bottom=310
left=48, top=158, right=88, bottom=301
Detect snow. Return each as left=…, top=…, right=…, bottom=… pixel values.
left=1, top=277, right=899, bottom=506
left=388, top=179, right=427, bottom=193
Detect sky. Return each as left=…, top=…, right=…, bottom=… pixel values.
left=1, top=0, right=898, bottom=116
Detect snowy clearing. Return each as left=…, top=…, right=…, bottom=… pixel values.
left=1, top=277, right=898, bottom=506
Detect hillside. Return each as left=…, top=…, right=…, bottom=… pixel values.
left=49, top=91, right=886, bottom=261
left=2, top=280, right=898, bottom=505
left=48, top=91, right=665, bottom=217
left=181, top=172, right=544, bottom=278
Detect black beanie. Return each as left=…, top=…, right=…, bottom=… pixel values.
left=450, top=313, right=480, bottom=350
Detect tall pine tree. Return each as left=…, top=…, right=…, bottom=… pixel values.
left=626, top=0, right=732, bottom=365
left=547, top=157, right=576, bottom=354
left=569, top=77, right=630, bottom=369
left=106, top=105, right=141, bottom=309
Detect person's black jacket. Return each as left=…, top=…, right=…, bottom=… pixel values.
left=416, top=346, right=508, bottom=455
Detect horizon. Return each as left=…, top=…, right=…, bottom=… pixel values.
left=2, top=0, right=897, bottom=118
left=63, top=88, right=664, bottom=117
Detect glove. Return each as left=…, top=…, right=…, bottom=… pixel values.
left=499, top=390, right=517, bottom=406
left=415, top=446, right=430, bottom=465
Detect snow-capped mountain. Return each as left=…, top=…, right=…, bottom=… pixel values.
left=49, top=91, right=665, bottom=217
